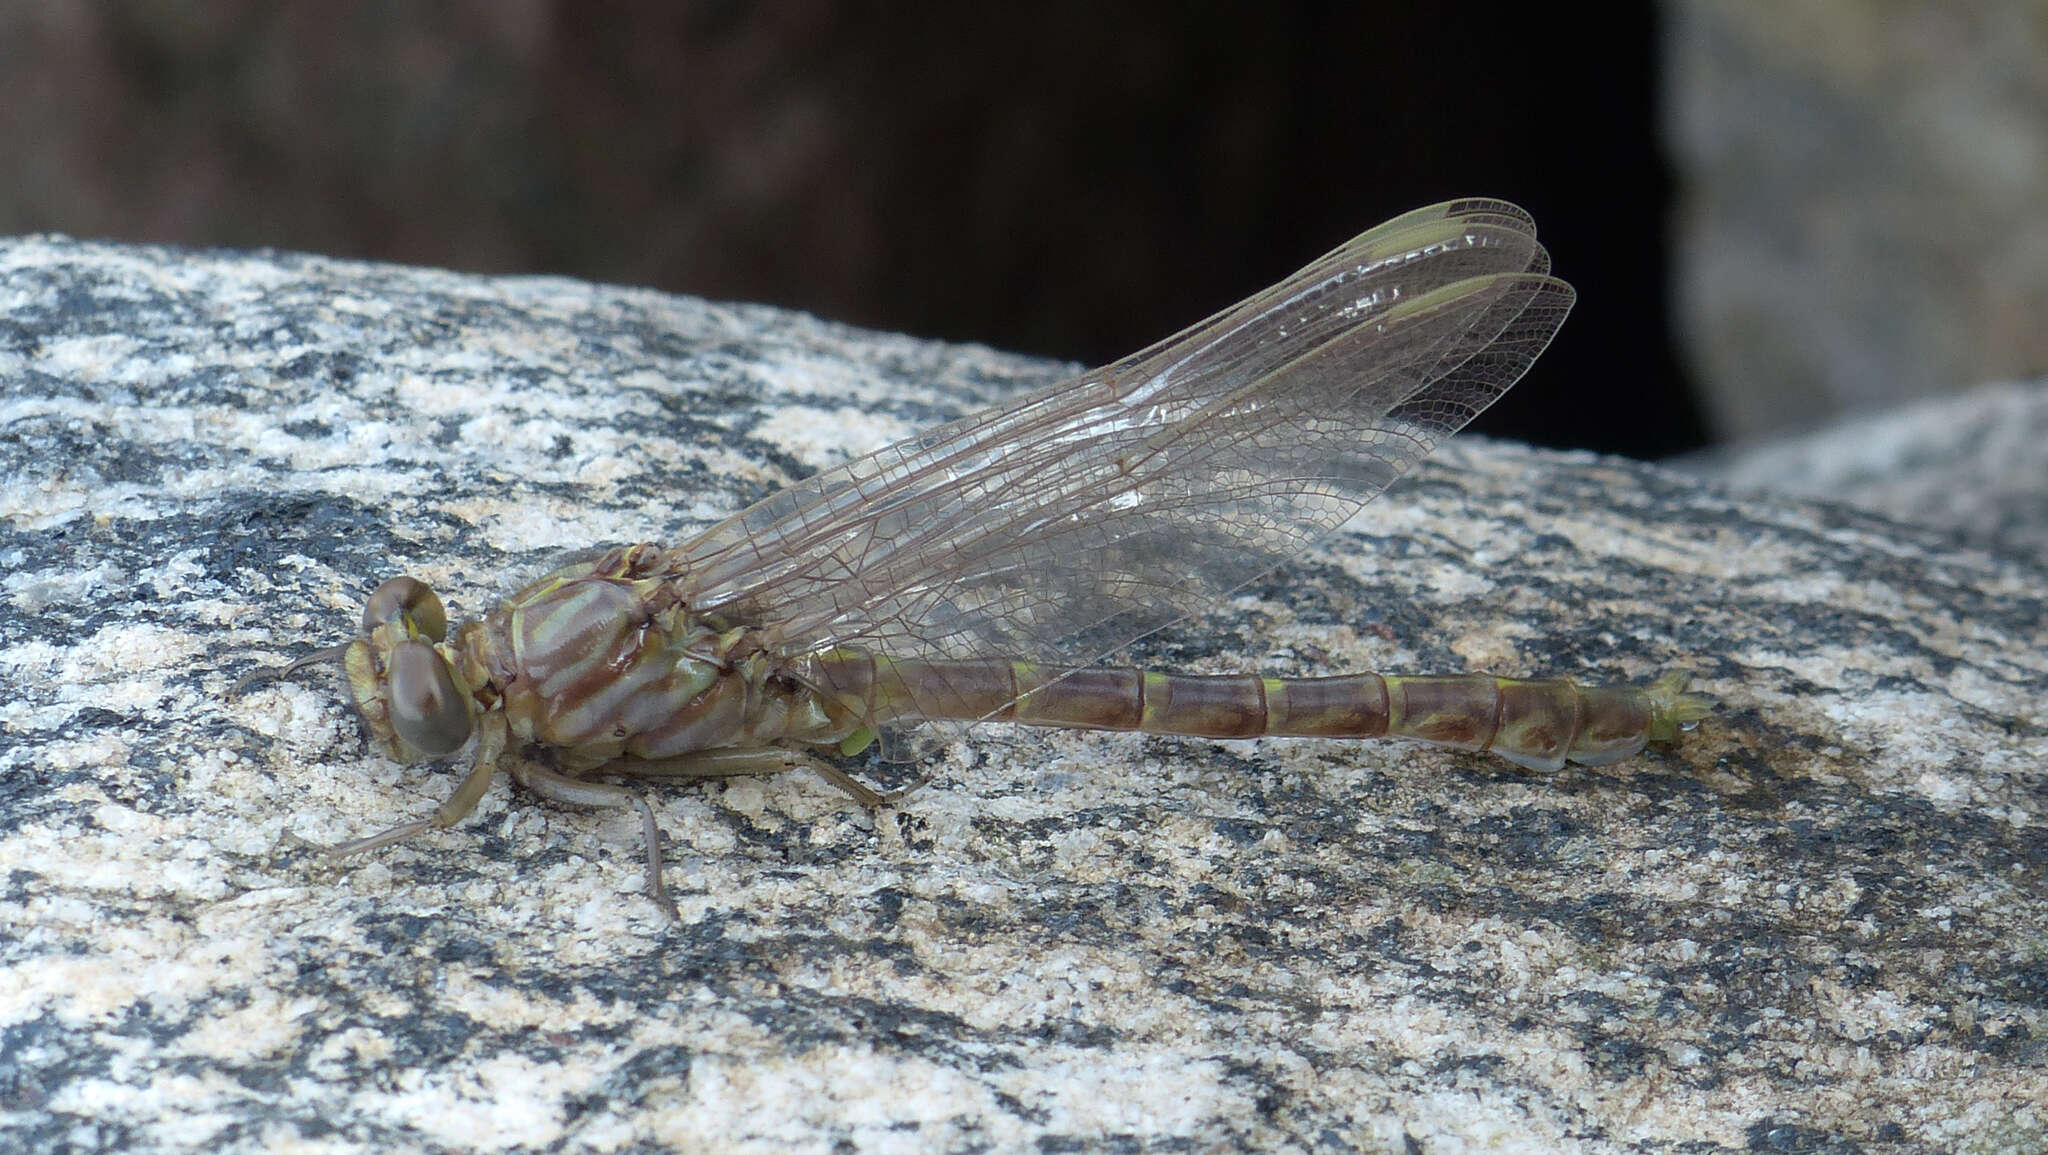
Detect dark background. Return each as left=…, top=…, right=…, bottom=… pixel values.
left=1, top=3, right=1702, bottom=457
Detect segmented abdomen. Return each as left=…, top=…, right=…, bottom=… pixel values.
left=813, top=653, right=1710, bottom=771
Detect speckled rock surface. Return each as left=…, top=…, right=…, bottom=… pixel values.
left=2, top=237, right=2043, bottom=1154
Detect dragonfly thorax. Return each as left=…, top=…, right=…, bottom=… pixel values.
left=452, top=546, right=867, bottom=767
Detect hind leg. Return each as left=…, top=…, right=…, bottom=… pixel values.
left=510, top=761, right=680, bottom=924
left=609, top=748, right=924, bottom=808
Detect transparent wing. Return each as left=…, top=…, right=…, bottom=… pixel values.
left=666, top=198, right=1575, bottom=668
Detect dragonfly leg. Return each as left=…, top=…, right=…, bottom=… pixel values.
left=323, top=712, right=508, bottom=858
left=807, top=762, right=927, bottom=808
left=228, top=643, right=351, bottom=698
left=508, top=761, right=681, bottom=925
left=609, top=748, right=924, bottom=808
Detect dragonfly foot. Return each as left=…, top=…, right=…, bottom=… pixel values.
left=228, top=643, right=351, bottom=698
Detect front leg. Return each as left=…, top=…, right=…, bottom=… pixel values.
left=324, top=712, right=510, bottom=857
left=509, top=761, right=681, bottom=924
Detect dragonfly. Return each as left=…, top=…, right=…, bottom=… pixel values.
left=240, top=198, right=1712, bottom=922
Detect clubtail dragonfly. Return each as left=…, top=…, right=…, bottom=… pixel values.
left=241, top=198, right=1712, bottom=921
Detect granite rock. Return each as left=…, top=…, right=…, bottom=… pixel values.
left=2, top=238, right=2043, bottom=1153
left=1694, top=378, right=2048, bottom=565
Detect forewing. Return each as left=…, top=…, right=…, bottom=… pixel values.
left=668, top=198, right=1575, bottom=668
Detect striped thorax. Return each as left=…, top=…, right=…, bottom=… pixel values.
left=343, top=545, right=866, bottom=774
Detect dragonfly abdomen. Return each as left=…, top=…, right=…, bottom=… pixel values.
left=822, top=654, right=1708, bottom=772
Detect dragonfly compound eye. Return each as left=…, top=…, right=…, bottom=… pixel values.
left=385, top=640, right=472, bottom=756
left=363, top=576, right=448, bottom=640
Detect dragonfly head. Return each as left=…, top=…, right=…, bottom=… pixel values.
left=343, top=575, right=477, bottom=760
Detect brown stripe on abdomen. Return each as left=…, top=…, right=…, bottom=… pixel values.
left=1561, top=684, right=1656, bottom=765
left=1132, top=673, right=1268, bottom=738
left=1015, top=667, right=1148, bottom=730
left=1385, top=674, right=1503, bottom=753
left=1261, top=674, right=1392, bottom=738
left=1487, top=678, right=1582, bottom=770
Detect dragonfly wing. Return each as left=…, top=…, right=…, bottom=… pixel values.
left=668, top=198, right=1575, bottom=667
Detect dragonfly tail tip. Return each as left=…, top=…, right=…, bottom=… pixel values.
left=1645, top=670, right=1716, bottom=738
